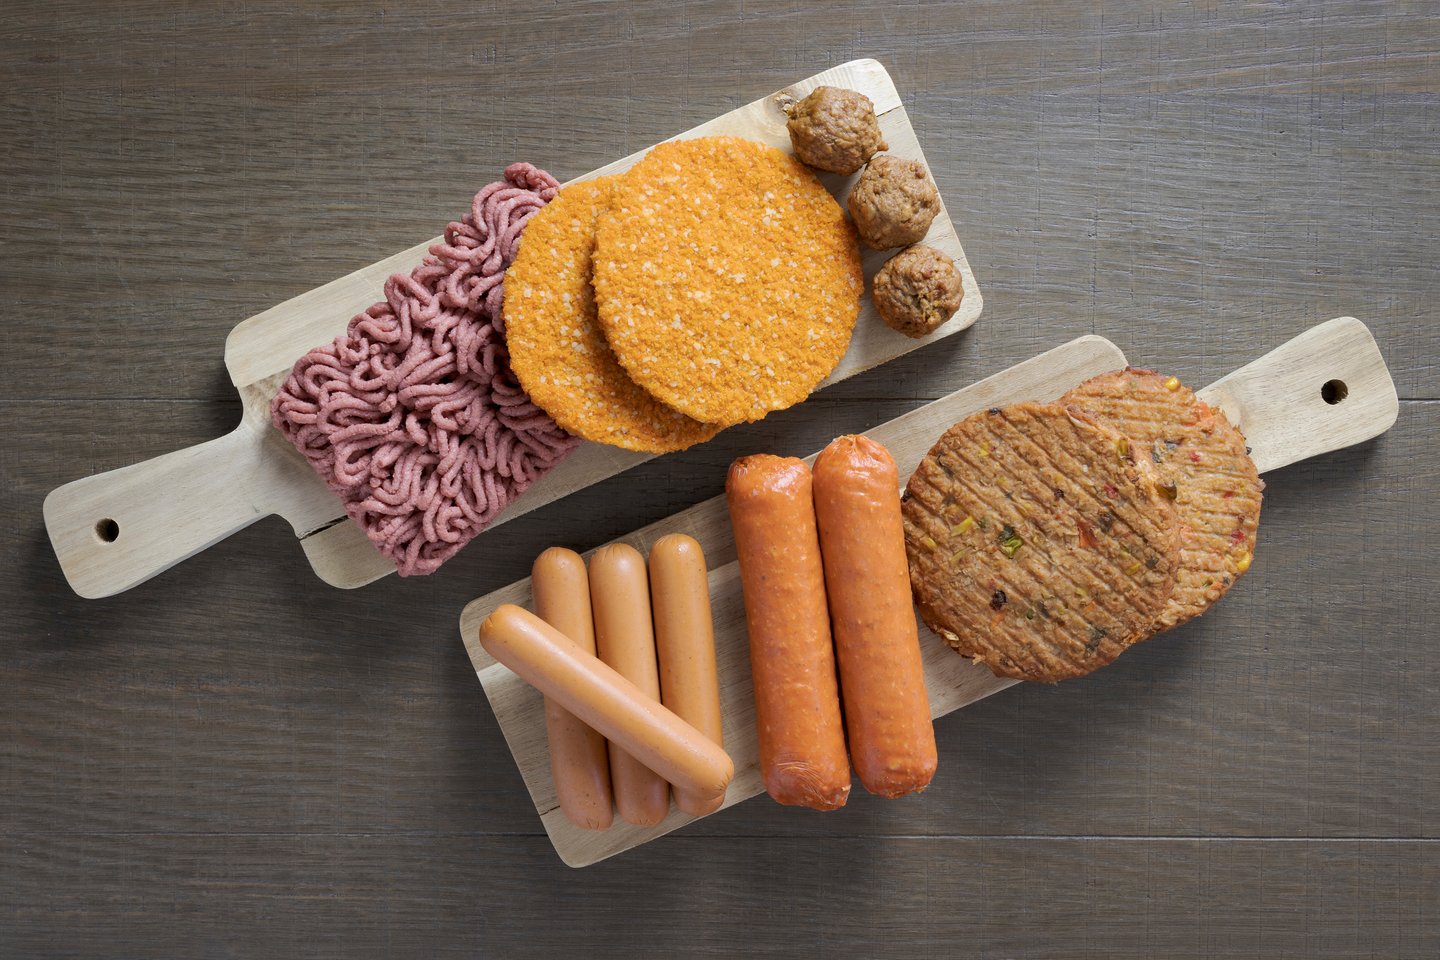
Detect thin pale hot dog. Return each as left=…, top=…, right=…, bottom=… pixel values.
left=588, top=543, right=671, bottom=826
left=648, top=534, right=725, bottom=817
left=531, top=547, right=614, bottom=830
left=814, top=435, right=938, bottom=798
left=726, top=455, right=851, bottom=811
left=478, top=604, right=734, bottom=803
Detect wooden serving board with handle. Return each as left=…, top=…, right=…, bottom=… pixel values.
left=458, top=317, right=1399, bottom=868
left=42, top=58, right=980, bottom=599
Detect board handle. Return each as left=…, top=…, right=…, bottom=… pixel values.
left=43, top=420, right=276, bottom=598
left=1198, top=317, right=1400, bottom=474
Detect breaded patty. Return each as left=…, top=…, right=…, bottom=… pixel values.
left=504, top=176, right=722, bottom=453
left=593, top=136, right=863, bottom=427
left=1061, top=368, right=1263, bottom=634
left=903, top=402, right=1182, bottom=683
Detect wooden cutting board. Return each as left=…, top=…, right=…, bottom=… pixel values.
left=458, top=317, right=1399, bottom=867
left=42, top=58, right=980, bottom=599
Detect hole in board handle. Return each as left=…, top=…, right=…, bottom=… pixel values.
left=1321, top=380, right=1348, bottom=405
left=95, top=519, right=120, bottom=543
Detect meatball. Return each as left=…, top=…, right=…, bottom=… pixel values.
left=871, top=245, right=964, bottom=338
left=786, top=86, right=887, bottom=175
left=847, top=155, right=941, bottom=249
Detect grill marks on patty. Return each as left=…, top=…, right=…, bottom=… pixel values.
left=1061, top=369, right=1263, bottom=633
left=903, top=403, right=1182, bottom=683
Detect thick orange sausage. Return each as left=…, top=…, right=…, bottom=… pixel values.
left=531, top=547, right=613, bottom=830
left=726, top=455, right=850, bottom=811
left=588, top=543, right=670, bottom=826
left=648, top=534, right=725, bottom=817
left=478, top=604, right=734, bottom=803
left=813, top=435, right=938, bottom=798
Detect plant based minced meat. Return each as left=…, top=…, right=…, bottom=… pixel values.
left=785, top=86, right=888, bottom=175
left=872, top=245, right=964, bottom=338
left=903, top=402, right=1182, bottom=683
left=847, top=155, right=942, bottom=249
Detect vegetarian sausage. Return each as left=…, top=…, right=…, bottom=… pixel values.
left=531, top=547, right=613, bottom=830
left=813, top=435, right=938, bottom=797
left=478, top=604, right=734, bottom=804
left=648, top=534, right=725, bottom=817
left=588, top=544, right=671, bottom=827
left=726, top=455, right=851, bottom=811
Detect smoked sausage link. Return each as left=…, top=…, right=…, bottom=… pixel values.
left=726, top=455, right=851, bottom=811
left=813, top=435, right=938, bottom=798
left=648, top=534, right=725, bottom=817
left=478, top=604, right=734, bottom=804
left=588, top=543, right=671, bottom=827
left=531, top=547, right=614, bottom=830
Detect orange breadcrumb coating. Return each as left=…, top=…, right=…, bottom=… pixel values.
left=593, top=136, right=863, bottom=426
left=504, top=176, right=722, bottom=453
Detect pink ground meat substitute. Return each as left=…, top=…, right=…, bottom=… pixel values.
left=271, top=163, right=578, bottom=576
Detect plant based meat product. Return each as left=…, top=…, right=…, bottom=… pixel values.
left=786, top=85, right=888, bottom=174
left=903, top=403, right=1182, bottom=683
left=872, top=244, right=965, bottom=338
left=848, top=155, right=941, bottom=249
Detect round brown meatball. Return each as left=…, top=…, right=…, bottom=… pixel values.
left=847, top=156, right=941, bottom=249
left=872, top=245, right=964, bottom=338
left=786, top=86, right=887, bottom=175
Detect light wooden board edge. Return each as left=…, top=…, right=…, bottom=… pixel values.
left=237, top=57, right=984, bottom=589
left=43, top=406, right=351, bottom=599
left=456, top=317, right=1401, bottom=868
left=458, top=335, right=1127, bottom=867
left=46, top=59, right=984, bottom=599
left=221, top=58, right=954, bottom=388
left=1195, top=317, right=1399, bottom=473
left=309, top=314, right=1398, bottom=593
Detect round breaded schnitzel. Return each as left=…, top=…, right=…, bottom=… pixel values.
left=903, top=402, right=1182, bottom=683
left=504, top=176, right=722, bottom=453
left=1062, top=368, right=1263, bottom=634
left=593, top=136, right=863, bottom=427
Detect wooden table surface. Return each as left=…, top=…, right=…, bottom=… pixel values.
left=3, top=2, right=1437, bottom=956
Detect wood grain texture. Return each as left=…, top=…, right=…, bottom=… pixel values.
left=40, top=58, right=983, bottom=598
left=2, top=0, right=1437, bottom=955
left=462, top=336, right=1125, bottom=865
left=3, top=836, right=1437, bottom=959
left=460, top=318, right=1398, bottom=866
